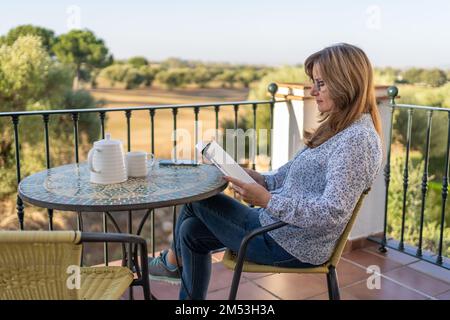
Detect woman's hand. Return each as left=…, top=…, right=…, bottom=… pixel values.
left=224, top=176, right=272, bottom=208
left=243, top=168, right=268, bottom=189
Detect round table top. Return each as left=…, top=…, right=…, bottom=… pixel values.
left=18, top=162, right=228, bottom=212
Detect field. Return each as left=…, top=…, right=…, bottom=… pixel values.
left=89, top=85, right=250, bottom=159
left=0, top=86, right=251, bottom=264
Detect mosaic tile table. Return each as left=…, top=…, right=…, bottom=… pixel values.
left=19, top=161, right=228, bottom=212
left=18, top=161, right=228, bottom=300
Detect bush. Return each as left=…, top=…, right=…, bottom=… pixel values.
left=387, top=152, right=449, bottom=257
left=155, top=68, right=189, bottom=90
left=394, top=84, right=450, bottom=178
left=99, top=63, right=154, bottom=89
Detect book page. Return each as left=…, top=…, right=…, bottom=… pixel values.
left=196, top=141, right=256, bottom=184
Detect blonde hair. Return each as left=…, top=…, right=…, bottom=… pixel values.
left=304, top=43, right=382, bottom=148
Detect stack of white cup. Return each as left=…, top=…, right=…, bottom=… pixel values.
left=126, top=151, right=154, bottom=177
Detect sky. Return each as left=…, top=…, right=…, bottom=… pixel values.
left=1, top=0, right=450, bottom=68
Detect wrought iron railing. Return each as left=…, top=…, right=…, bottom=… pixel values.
left=0, top=83, right=280, bottom=265
left=2, top=83, right=448, bottom=270
left=369, top=86, right=449, bottom=270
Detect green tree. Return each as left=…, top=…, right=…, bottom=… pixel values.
left=402, top=68, right=424, bottom=85
left=53, top=29, right=112, bottom=89
left=247, top=65, right=308, bottom=126
left=0, top=24, right=56, bottom=55
left=236, top=68, right=258, bottom=88
left=123, top=67, right=145, bottom=89
left=99, top=64, right=155, bottom=89
left=0, top=35, right=100, bottom=197
left=160, top=57, right=191, bottom=69
left=420, top=69, right=447, bottom=87
left=156, top=69, right=188, bottom=90
left=216, top=69, right=237, bottom=88
left=374, top=67, right=400, bottom=85
left=191, top=67, right=214, bottom=88
left=128, top=56, right=149, bottom=68
left=140, top=66, right=158, bottom=87
left=99, top=64, right=129, bottom=86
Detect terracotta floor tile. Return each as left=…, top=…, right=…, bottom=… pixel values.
left=436, top=290, right=450, bottom=300
left=363, top=246, right=419, bottom=265
left=306, top=290, right=367, bottom=300
left=121, top=286, right=144, bottom=300
left=384, top=266, right=450, bottom=297
left=242, top=272, right=274, bottom=280
left=207, top=281, right=279, bottom=300
left=341, top=278, right=428, bottom=300
left=253, top=273, right=328, bottom=300
left=408, top=261, right=450, bottom=284
left=212, top=251, right=225, bottom=262
left=334, top=259, right=370, bottom=287
left=149, top=280, right=180, bottom=300
left=208, top=262, right=248, bottom=292
left=343, top=249, right=403, bottom=273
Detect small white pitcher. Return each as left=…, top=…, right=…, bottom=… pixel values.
left=87, top=133, right=127, bottom=184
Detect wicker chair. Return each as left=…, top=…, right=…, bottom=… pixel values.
left=222, top=189, right=370, bottom=300
left=0, top=231, right=150, bottom=300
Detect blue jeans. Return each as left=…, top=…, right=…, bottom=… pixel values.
left=172, top=193, right=316, bottom=300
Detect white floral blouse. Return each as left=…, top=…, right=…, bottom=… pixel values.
left=260, top=113, right=383, bottom=265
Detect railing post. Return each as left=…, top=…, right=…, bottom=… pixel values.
left=233, top=104, right=239, bottom=162
left=99, top=111, right=106, bottom=139
left=150, top=109, right=156, bottom=155
left=268, top=83, right=278, bottom=171
left=125, top=110, right=132, bottom=152
left=194, top=107, right=199, bottom=164
left=417, top=110, right=433, bottom=256
left=380, top=86, right=398, bottom=253
left=43, top=114, right=53, bottom=230
left=437, top=112, right=450, bottom=265
left=399, top=108, right=413, bottom=251
left=71, top=113, right=79, bottom=163
left=252, top=103, right=258, bottom=170
left=214, top=105, right=220, bottom=142
left=12, top=115, right=24, bottom=230
left=172, top=108, right=178, bottom=161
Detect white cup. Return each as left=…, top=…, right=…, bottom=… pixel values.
left=126, top=152, right=155, bottom=177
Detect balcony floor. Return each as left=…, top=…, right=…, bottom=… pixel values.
left=121, top=241, right=450, bottom=300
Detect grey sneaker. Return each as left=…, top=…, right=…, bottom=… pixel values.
left=148, top=250, right=181, bottom=285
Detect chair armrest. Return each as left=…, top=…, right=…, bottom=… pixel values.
left=80, top=232, right=147, bottom=245
left=79, top=232, right=150, bottom=300
left=228, top=220, right=288, bottom=300
left=235, top=220, right=288, bottom=269
left=241, top=221, right=288, bottom=246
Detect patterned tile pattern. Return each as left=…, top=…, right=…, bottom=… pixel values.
left=19, top=162, right=226, bottom=211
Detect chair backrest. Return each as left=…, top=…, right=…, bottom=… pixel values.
left=0, top=231, right=82, bottom=300
left=328, top=189, right=370, bottom=267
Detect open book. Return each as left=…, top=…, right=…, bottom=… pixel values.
left=196, top=140, right=256, bottom=184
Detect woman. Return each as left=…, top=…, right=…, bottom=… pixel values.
left=148, top=43, right=383, bottom=300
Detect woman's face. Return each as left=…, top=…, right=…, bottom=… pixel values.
left=310, top=64, right=335, bottom=113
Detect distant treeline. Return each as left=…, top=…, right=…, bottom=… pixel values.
left=99, top=57, right=273, bottom=90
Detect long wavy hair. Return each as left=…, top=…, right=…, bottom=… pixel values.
left=304, top=43, right=382, bottom=148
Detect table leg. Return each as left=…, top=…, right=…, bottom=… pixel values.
left=128, top=210, right=133, bottom=300
left=133, top=209, right=152, bottom=278
left=104, top=212, right=127, bottom=267
left=103, top=212, right=109, bottom=266
left=77, top=212, right=84, bottom=266
left=151, top=209, right=155, bottom=257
